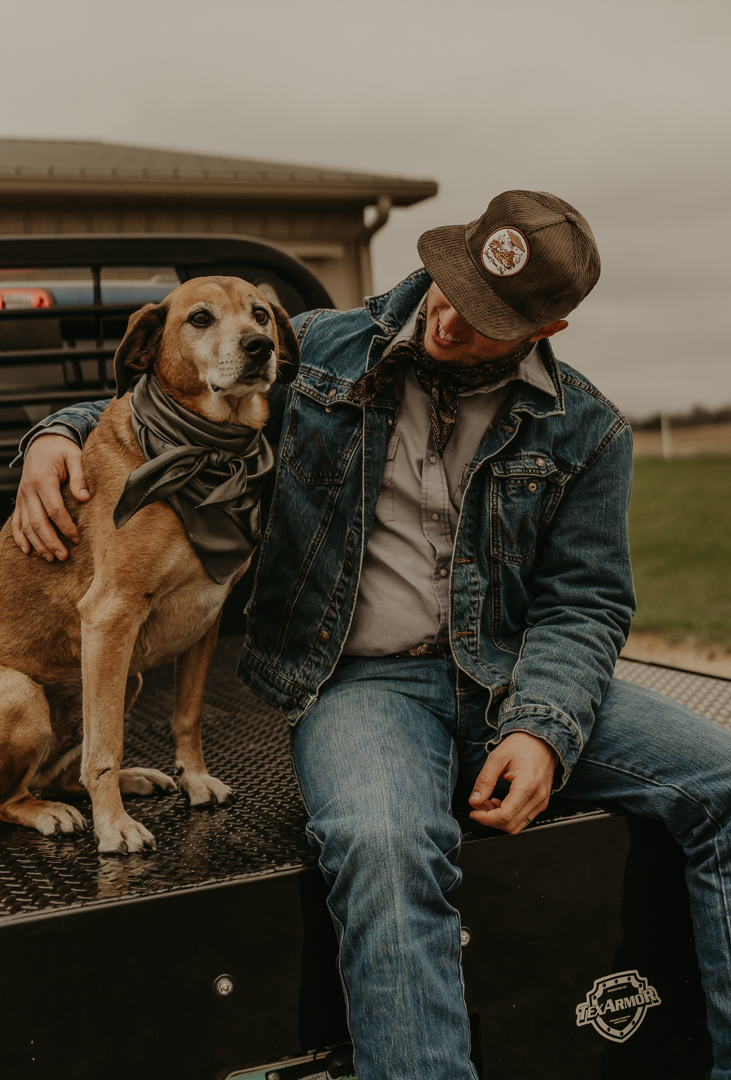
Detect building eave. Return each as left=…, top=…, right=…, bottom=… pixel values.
left=0, top=173, right=438, bottom=206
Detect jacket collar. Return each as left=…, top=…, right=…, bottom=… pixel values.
left=509, top=340, right=566, bottom=418
left=364, top=268, right=432, bottom=335
left=365, top=269, right=566, bottom=419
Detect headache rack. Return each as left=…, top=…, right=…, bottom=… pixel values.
left=0, top=234, right=333, bottom=519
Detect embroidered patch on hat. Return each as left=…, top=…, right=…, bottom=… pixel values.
left=481, top=227, right=530, bottom=277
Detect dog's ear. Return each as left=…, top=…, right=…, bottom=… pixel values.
left=114, top=302, right=168, bottom=397
left=271, top=304, right=300, bottom=385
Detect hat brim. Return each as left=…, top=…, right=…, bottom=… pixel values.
left=417, top=224, right=544, bottom=341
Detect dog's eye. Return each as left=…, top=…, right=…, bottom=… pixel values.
left=189, top=310, right=211, bottom=327
left=253, top=308, right=270, bottom=325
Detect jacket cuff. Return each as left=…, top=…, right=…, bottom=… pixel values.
left=487, top=704, right=584, bottom=790
left=12, top=420, right=84, bottom=467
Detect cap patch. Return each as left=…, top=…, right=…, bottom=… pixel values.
left=481, top=227, right=530, bottom=277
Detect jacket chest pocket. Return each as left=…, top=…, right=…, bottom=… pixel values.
left=490, top=457, right=570, bottom=563
left=280, top=391, right=362, bottom=486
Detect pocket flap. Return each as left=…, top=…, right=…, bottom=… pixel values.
left=385, top=431, right=400, bottom=461
left=490, top=456, right=570, bottom=484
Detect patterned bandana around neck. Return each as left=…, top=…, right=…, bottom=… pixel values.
left=113, top=374, right=274, bottom=584
left=348, top=301, right=535, bottom=454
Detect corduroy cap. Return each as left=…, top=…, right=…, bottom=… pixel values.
left=417, top=190, right=601, bottom=341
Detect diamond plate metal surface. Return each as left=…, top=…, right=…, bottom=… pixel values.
left=616, top=657, right=731, bottom=732
left=0, top=638, right=313, bottom=922
left=1, top=644, right=730, bottom=924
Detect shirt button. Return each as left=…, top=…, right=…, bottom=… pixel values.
left=528, top=482, right=537, bottom=492
left=429, top=455, right=437, bottom=464
left=439, top=568, right=448, bottom=578
left=343, top=560, right=353, bottom=574
left=535, top=457, right=546, bottom=467
left=286, top=696, right=297, bottom=710
left=317, top=630, right=330, bottom=644
left=431, top=513, right=440, bottom=521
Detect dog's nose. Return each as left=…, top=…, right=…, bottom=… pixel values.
left=240, top=332, right=274, bottom=361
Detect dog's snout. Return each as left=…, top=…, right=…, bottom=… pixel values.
left=240, top=332, right=274, bottom=361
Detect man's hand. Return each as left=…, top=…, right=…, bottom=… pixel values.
left=11, top=435, right=90, bottom=561
left=468, top=731, right=556, bottom=835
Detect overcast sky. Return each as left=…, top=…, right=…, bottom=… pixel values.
left=1, top=0, right=729, bottom=417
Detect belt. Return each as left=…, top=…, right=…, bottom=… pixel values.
left=393, top=643, right=450, bottom=658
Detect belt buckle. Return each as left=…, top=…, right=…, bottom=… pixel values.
left=397, top=643, right=447, bottom=658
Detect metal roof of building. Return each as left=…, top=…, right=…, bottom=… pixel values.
left=0, top=139, right=438, bottom=205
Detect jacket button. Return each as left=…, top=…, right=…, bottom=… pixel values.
left=286, top=696, right=297, bottom=710
left=528, top=482, right=537, bottom=492
left=343, top=560, right=353, bottom=574
left=535, top=457, right=546, bottom=467
left=317, top=630, right=330, bottom=644
left=327, top=389, right=337, bottom=398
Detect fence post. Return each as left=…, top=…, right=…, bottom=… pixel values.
left=660, top=414, right=673, bottom=461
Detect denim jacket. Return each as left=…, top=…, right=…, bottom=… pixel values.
left=22, top=268, right=634, bottom=786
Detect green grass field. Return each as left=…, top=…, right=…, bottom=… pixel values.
left=628, top=458, right=731, bottom=646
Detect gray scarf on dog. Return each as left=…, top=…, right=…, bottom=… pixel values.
left=113, top=375, right=274, bottom=584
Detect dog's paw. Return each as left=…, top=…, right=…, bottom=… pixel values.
left=33, top=802, right=88, bottom=837
left=118, top=767, right=178, bottom=797
left=179, top=772, right=233, bottom=808
left=94, top=813, right=157, bottom=855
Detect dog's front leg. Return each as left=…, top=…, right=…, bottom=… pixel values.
left=172, top=613, right=233, bottom=807
left=78, top=585, right=155, bottom=854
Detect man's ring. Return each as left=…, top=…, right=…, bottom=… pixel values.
left=524, top=816, right=532, bottom=825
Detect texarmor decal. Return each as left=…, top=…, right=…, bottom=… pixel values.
left=576, top=970, right=661, bottom=1042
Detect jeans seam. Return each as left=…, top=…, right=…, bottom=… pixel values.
left=327, top=901, right=355, bottom=1068
left=580, top=754, right=726, bottom=830
left=715, top=833, right=731, bottom=966
left=444, top=739, right=462, bottom=889
left=456, top=918, right=480, bottom=1080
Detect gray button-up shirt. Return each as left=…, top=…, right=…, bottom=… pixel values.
left=343, top=299, right=557, bottom=657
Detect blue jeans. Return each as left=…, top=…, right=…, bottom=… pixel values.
left=290, top=656, right=731, bottom=1080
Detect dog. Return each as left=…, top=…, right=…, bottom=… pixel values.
left=0, top=276, right=299, bottom=854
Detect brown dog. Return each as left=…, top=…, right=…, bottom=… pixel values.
left=0, top=276, right=299, bottom=854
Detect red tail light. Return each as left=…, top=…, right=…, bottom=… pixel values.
left=0, top=288, right=54, bottom=310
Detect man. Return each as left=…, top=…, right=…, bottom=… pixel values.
left=11, top=190, right=731, bottom=1079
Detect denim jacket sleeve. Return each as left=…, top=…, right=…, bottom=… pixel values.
left=491, top=423, right=636, bottom=789
left=12, top=399, right=111, bottom=465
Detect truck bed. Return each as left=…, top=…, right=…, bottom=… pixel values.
left=0, top=644, right=728, bottom=921
left=0, top=642, right=725, bottom=1080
